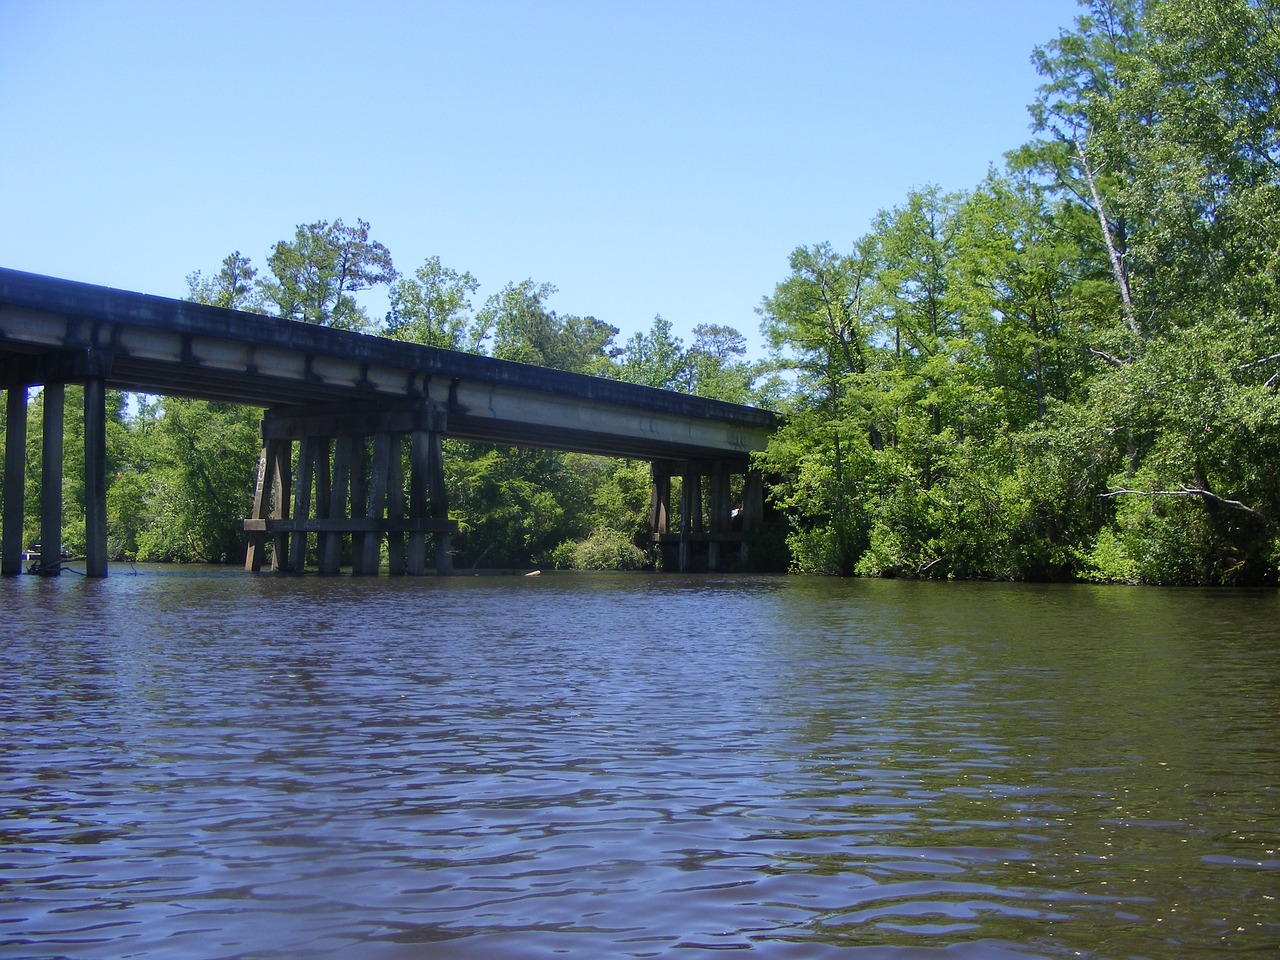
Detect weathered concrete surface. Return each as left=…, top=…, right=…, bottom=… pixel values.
left=0, top=267, right=779, bottom=460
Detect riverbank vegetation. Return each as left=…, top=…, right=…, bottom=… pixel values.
left=3, top=0, right=1276, bottom=585
left=761, top=0, right=1280, bottom=586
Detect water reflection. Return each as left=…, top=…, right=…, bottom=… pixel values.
left=1, top=571, right=1277, bottom=958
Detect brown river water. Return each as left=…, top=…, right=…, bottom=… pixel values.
left=1, top=569, right=1277, bottom=959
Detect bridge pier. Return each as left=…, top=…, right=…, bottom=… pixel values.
left=2, top=355, right=112, bottom=577
left=649, top=458, right=764, bottom=572
left=2, top=386, right=28, bottom=576
left=244, top=398, right=455, bottom=575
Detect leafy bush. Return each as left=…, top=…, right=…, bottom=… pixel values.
left=561, top=530, right=648, bottom=571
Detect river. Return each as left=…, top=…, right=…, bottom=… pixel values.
left=1, top=569, right=1277, bottom=958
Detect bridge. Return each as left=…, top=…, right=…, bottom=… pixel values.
left=0, top=267, right=780, bottom=578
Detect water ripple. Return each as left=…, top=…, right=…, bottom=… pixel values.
left=2, top=572, right=1278, bottom=958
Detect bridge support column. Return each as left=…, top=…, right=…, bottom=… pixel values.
left=386, top=438, right=407, bottom=575
left=707, top=460, right=731, bottom=572
left=83, top=378, right=109, bottom=578
left=0, top=350, right=117, bottom=577
left=648, top=458, right=759, bottom=573
left=2, top=387, right=28, bottom=576
left=679, top=460, right=703, bottom=572
left=246, top=438, right=290, bottom=572
left=320, top=436, right=354, bottom=574
left=740, top=468, right=765, bottom=567
left=424, top=427, right=453, bottom=575
left=244, top=399, right=455, bottom=575
left=648, top=462, right=671, bottom=541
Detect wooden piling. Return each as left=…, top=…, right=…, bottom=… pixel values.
left=83, top=379, right=108, bottom=578
left=244, top=399, right=455, bottom=576
left=2, top=387, right=28, bottom=577
left=386, top=435, right=407, bottom=575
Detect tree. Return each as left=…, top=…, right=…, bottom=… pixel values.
left=259, top=218, right=396, bottom=331
left=484, top=279, right=619, bottom=374
left=122, top=396, right=260, bottom=563
left=760, top=240, right=878, bottom=402
left=758, top=240, right=883, bottom=572
left=1024, top=0, right=1280, bottom=584
left=952, top=172, right=1098, bottom=427
left=386, top=256, right=483, bottom=351
left=447, top=443, right=594, bottom=569
left=186, top=251, right=266, bottom=313
left=1021, top=0, right=1147, bottom=342
left=616, top=314, right=687, bottom=390
left=684, top=323, right=755, bottom=403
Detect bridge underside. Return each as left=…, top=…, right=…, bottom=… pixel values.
left=1, top=269, right=779, bottom=577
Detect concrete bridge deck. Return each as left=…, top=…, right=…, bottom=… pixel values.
left=0, top=267, right=776, bottom=461
left=1, top=268, right=780, bottom=577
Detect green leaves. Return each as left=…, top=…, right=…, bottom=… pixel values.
left=616, top=316, right=760, bottom=402
left=260, top=218, right=397, bottom=331
left=755, top=0, right=1280, bottom=584
left=186, top=251, right=264, bottom=312
left=386, top=256, right=482, bottom=351
left=483, top=279, right=620, bottom=375
left=126, top=399, right=261, bottom=563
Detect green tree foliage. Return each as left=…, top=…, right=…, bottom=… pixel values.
left=552, top=458, right=652, bottom=571
left=386, top=256, right=484, bottom=351
left=617, top=314, right=764, bottom=404
left=616, top=314, right=688, bottom=390
left=1031, top=0, right=1280, bottom=584
left=686, top=324, right=756, bottom=403
left=259, top=218, right=397, bottom=332
left=122, top=397, right=261, bottom=563
left=760, top=0, right=1280, bottom=585
left=186, top=251, right=265, bottom=312
left=447, top=444, right=599, bottom=569
left=484, top=279, right=620, bottom=375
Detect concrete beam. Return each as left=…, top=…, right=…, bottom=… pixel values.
left=1, top=267, right=779, bottom=462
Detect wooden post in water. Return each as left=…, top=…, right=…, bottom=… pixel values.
left=679, top=460, right=703, bottom=573
left=289, top=436, right=319, bottom=573
left=320, top=435, right=355, bottom=574
left=648, top=461, right=672, bottom=568
left=707, top=459, right=730, bottom=573
left=244, top=399, right=455, bottom=576
left=362, top=431, right=394, bottom=573
left=386, top=435, right=407, bottom=575
left=347, top=438, right=368, bottom=575
left=83, top=378, right=108, bottom=578
left=1, top=387, right=27, bottom=577
left=740, top=469, right=764, bottom=567
left=407, top=430, right=427, bottom=576
left=245, top=444, right=270, bottom=572
left=270, top=440, right=291, bottom=571
left=313, top=436, right=332, bottom=556
left=246, top=436, right=293, bottom=572
left=649, top=462, right=671, bottom=534
left=427, top=424, right=452, bottom=575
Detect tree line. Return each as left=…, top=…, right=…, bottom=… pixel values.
left=759, top=0, right=1280, bottom=586
left=4, top=0, right=1277, bottom=584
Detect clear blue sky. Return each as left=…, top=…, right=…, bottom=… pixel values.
left=1, top=0, right=1082, bottom=356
